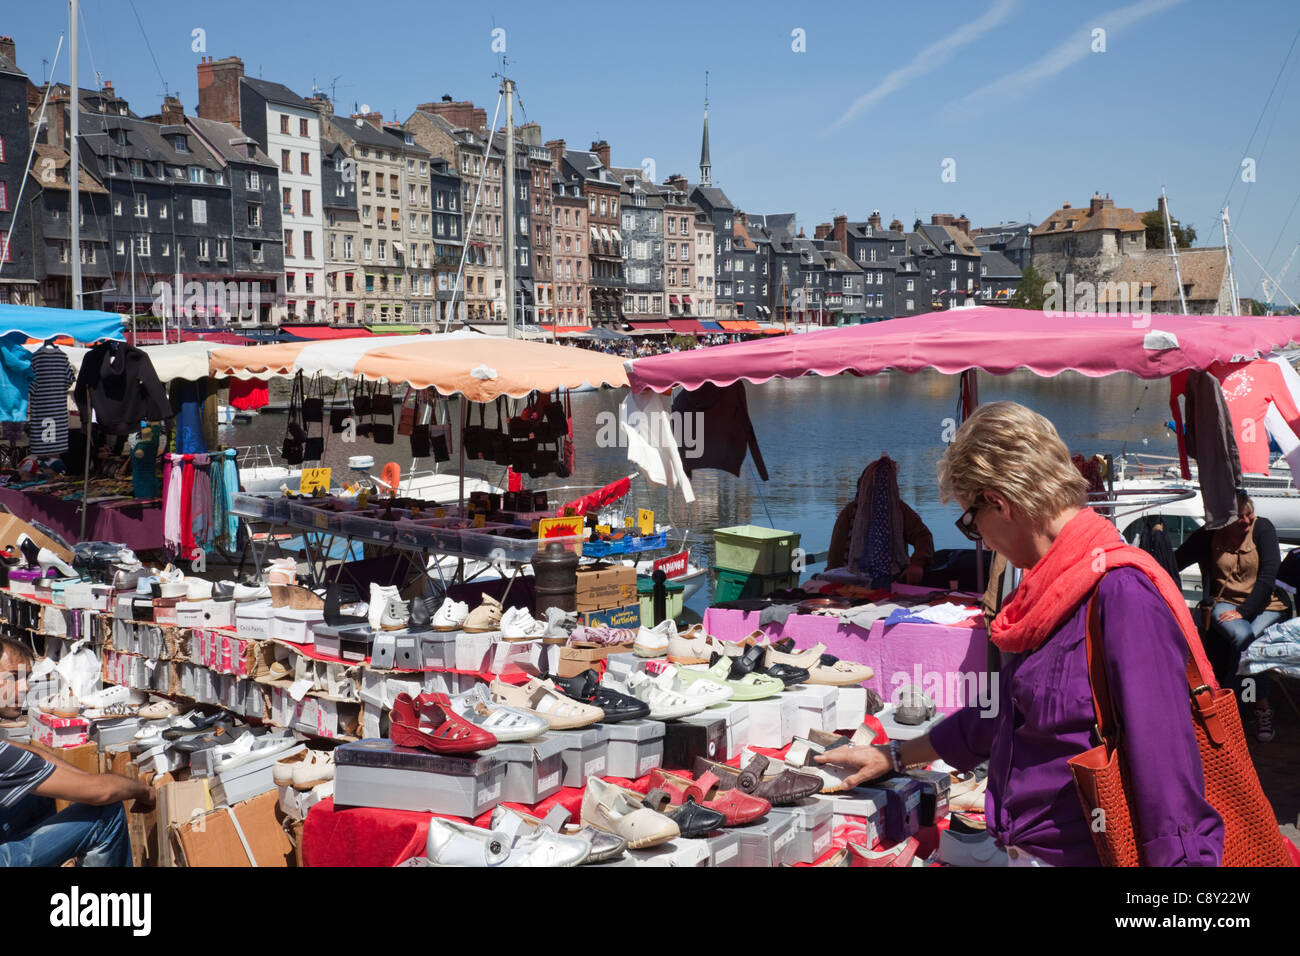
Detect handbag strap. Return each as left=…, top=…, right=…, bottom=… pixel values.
left=1082, top=583, right=1229, bottom=752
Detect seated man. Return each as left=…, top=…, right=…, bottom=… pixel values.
left=0, top=638, right=153, bottom=867
left=827, top=455, right=934, bottom=586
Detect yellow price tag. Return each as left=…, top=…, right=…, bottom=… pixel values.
left=595, top=524, right=611, bottom=535
left=624, top=516, right=635, bottom=529
left=472, top=514, right=486, bottom=528
left=300, top=467, right=331, bottom=495
left=314, top=512, right=329, bottom=530
left=638, top=508, right=654, bottom=535
left=434, top=507, right=446, bottom=518
left=530, top=520, right=541, bottom=534
left=538, top=516, right=585, bottom=557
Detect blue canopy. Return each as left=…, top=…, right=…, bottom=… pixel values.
left=0, top=304, right=125, bottom=343
left=699, top=321, right=723, bottom=332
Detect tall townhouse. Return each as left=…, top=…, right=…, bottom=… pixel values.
left=560, top=141, right=623, bottom=328
left=693, top=211, right=715, bottom=319
left=196, top=55, right=321, bottom=323
left=319, top=137, right=361, bottom=323
left=26, top=143, right=111, bottom=311
left=617, top=173, right=665, bottom=322
left=548, top=139, right=588, bottom=329
left=662, top=181, right=701, bottom=320
left=521, top=126, right=554, bottom=327
left=910, top=214, right=981, bottom=310
left=387, top=124, right=438, bottom=327
left=0, top=37, right=38, bottom=305
left=428, top=158, right=463, bottom=327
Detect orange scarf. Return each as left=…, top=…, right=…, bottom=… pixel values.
left=990, top=507, right=1218, bottom=689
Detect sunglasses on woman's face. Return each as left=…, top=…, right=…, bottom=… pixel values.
left=955, top=501, right=983, bottom=542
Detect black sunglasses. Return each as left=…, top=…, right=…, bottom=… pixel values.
left=955, top=501, right=983, bottom=542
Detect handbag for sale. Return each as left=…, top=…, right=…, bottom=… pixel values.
left=490, top=397, right=512, bottom=466
left=281, top=375, right=306, bottom=465
left=304, top=436, right=325, bottom=461
left=1068, top=592, right=1295, bottom=867
left=463, top=401, right=488, bottom=460
left=330, top=407, right=350, bottom=433
left=302, top=374, right=325, bottom=423
left=398, top=388, right=417, bottom=437
left=351, top=377, right=372, bottom=417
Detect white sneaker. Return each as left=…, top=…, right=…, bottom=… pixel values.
left=186, top=578, right=214, bottom=601
left=501, top=606, right=548, bottom=642
left=633, top=619, right=676, bottom=658
left=369, top=584, right=400, bottom=630
left=431, top=597, right=469, bottom=630
left=424, top=816, right=588, bottom=867
left=615, top=671, right=707, bottom=720
left=80, top=686, right=146, bottom=709
left=379, top=594, right=410, bottom=631
left=652, top=664, right=733, bottom=707
left=231, top=582, right=271, bottom=602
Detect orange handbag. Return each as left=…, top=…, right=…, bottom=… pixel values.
left=1068, top=593, right=1294, bottom=867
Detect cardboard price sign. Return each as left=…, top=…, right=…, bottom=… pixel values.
left=299, top=468, right=331, bottom=494
left=653, top=550, right=690, bottom=579
left=538, top=516, right=584, bottom=556
left=595, top=524, right=611, bottom=535
left=638, top=508, right=654, bottom=535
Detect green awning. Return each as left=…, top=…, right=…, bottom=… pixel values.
left=367, top=323, right=421, bottom=334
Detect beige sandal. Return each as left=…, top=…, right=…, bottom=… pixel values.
left=489, top=677, right=604, bottom=729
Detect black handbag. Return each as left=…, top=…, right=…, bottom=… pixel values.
left=302, top=374, right=325, bottom=423
left=490, top=397, right=511, bottom=466
left=463, top=401, right=488, bottom=460
left=371, top=381, right=396, bottom=445
left=352, top=376, right=372, bottom=416
left=281, top=374, right=305, bottom=465
left=330, top=407, right=350, bottom=432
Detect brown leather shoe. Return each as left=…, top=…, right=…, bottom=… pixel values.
left=693, top=753, right=821, bottom=806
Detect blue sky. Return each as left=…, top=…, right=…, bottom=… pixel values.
left=8, top=0, right=1300, bottom=304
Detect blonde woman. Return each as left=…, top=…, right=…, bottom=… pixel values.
left=816, top=401, right=1224, bottom=866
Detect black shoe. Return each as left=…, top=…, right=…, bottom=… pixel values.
left=643, top=789, right=726, bottom=837
left=765, top=663, right=810, bottom=687
left=324, top=583, right=367, bottom=627
left=408, top=595, right=440, bottom=631
left=545, top=669, right=651, bottom=723
left=17, top=535, right=40, bottom=568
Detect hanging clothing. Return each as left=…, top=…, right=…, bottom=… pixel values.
left=180, top=455, right=197, bottom=557
left=1209, top=359, right=1300, bottom=475
left=73, top=340, right=172, bottom=434
left=1169, top=370, right=1242, bottom=531
left=163, top=454, right=183, bottom=553
left=170, top=380, right=208, bottom=454
left=0, top=334, right=34, bottom=424
left=211, top=449, right=240, bottom=551
left=27, top=344, right=75, bottom=455
left=227, top=377, right=269, bottom=411
left=1137, top=518, right=1181, bottom=591
left=619, top=391, right=696, bottom=504
left=671, top=381, right=768, bottom=480
left=132, top=428, right=160, bottom=499
left=222, top=449, right=240, bottom=549
left=190, top=454, right=213, bottom=550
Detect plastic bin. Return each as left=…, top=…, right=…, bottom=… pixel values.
left=637, top=576, right=685, bottom=625
left=713, top=525, right=801, bottom=575
left=231, top=493, right=290, bottom=522
left=713, top=568, right=799, bottom=603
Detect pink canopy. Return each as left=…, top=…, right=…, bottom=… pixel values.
left=625, top=307, right=1300, bottom=393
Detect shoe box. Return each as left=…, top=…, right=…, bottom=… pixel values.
left=835, top=686, right=869, bottom=731
left=662, top=714, right=726, bottom=770
left=602, top=651, right=650, bottom=685
left=416, top=629, right=459, bottom=669
left=604, top=718, right=665, bottom=778
left=455, top=631, right=498, bottom=671
left=235, top=600, right=275, bottom=641
left=747, top=695, right=798, bottom=749
left=820, top=788, right=887, bottom=848
left=785, top=684, right=840, bottom=736
left=0, top=719, right=30, bottom=743
left=177, top=598, right=236, bottom=630
left=314, top=623, right=375, bottom=662
left=278, top=779, right=333, bottom=821
left=6, top=568, right=41, bottom=596
left=210, top=741, right=307, bottom=806
left=875, top=702, right=944, bottom=741
left=627, top=837, right=711, bottom=867
left=29, top=709, right=90, bottom=748
left=89, top=715, right=142, bottom=747
left=702, top=828, right=743, bottom=867
left=271, top=608, right=323, bottom=645
left=334, top=738, right=507, bottom=817
left=487, top=735, right=567, bottom=804
left=112, top=619, right=169, bottom=658
left=856, top=775, right=924, bottom=845
left=735, top=810, right=798, bottom=867
left=547, top=723, right=611, bottom=786
left=682, top=700, right=750, bottom=760
left=764, top=797, right=834, bottom=865
left=906, top=769, right=951, bottom=826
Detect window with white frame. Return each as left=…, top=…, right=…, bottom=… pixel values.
left=191, top=199, right=207, bottom=224
left=134, top=194, right=148, bottom=217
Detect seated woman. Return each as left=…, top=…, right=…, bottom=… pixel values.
left=826, top=455, right=933, bottom=586
left=1175, top=491, right=1289, bottom=742
left=816, top=401, right=1225, bottom=866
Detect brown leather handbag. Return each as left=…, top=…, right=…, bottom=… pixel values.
left=1068, top=593, right=1294, bottom=867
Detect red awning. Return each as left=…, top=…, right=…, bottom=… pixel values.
left=627, top=321, right=672, bottom=331
left=669, top=295, right=680, bottom=304
left=667, top=319, right=707, bottom=334
left=538, top=325, right=592, bottom=335
left=718, top=320, right=761, bottom=332
left=281, top=325, right=377, bottom=340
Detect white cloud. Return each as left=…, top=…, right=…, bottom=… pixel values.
left=956, top=0, right=1186, bottom=110
left=829, top=0, right=1019, bottom=131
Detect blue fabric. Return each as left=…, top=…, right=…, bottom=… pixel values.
left=0, top=794, right=132, bottom=867
left=132, top=432, right=160, bottom=499
left=864, top=463, right=893, bottom=583
left=0, top=334, right=34, bottom=423
left=172, top=380, right=207, bottom=453
left=0, top=304, right=124, bottom=344
left=1210, top=602, right=1282, bottom=699
left=214, top=449, right=241, bottom=550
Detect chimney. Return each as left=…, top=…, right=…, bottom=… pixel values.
left=954, top=214, right=971, bottom=235
left=1089, top=192, right=1104, bottom=214
left=416, top=99, right=487, bottom=133
left=1101, top=192, right=1114, bottom=209
left=889, top=218, right=903, bottom=233
left=814, top=222, right=832, bottom=240
left=160, top=94, right=185, bottom=126
left=665, top=173, right=688, bottom=193
left=591, top=140, right=610, bottom=168
left=931, top=212, right=955, bottom=227
left=0, top=36, right=15, bottom=66
left=50, top=90, right=70, bottom=147
left=833, top=214, right=848, bottom=251
left=1156, top=192, right=1168, bottom=219
left=306, top=94, right=333, bottom=117
left=868, top=209, right=882, bottom=230
left=1062, top=200, right=1072, bottom=209
left=545, top=138, right=566, bottom=173
left=351, top=111, right=384, bottom=127
left=196, top=55, right=245, bottom=127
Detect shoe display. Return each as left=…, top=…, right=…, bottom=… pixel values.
left=273, top=750, right=308, bottom=788
left=111, top=561, right=146, bottom=591
left=462, top=594, right=504, bottom=633
left=156, top=566, right=188, bottom=598
left=447, top=684, right=550, bottom=742
left=633, top=619, right=676, bottom=658
left=894, top=685, right=937, bottom=725
left=693, top=753, right=822, bottom=806
left=231, top=582, right=272, bottom=602
left=581, top=777, right=680, bottom=849
left=489, top=677, right=604, bottom=730
left=290, top=749, right=336, bottom=790
left=424, top=816, right=588, bottom=867
left=947, top=772, right=987, bottom=813
left=613, top=670, right=708, bottom=720
left=428, top=597, right=469, bottom=631
left=389, top=693, right=497, bottom=754
left=687, top=655, right=784, bottom=702
left=489, top=805, right=626, bottom=864
left=544, top=669, right=652, bottom=723
left=272, top=583, right=325, bottom=610
left=649, top=664, right=733, bottom=707
left=569, top=625, right=638, bottom=647
left=648, top=768, right=772, bottom=826
left=499, top=606, right=548, bottom=642
left=185, top=578, right=214, bottom=601
left=37, top=547, right=79, bottom=579
left=378, top=594, right=410, bottom=631
left=641, top=788, right=727, bottom=838
left=137, top=699, right=182, bottom=720
left=324, top=583, right=369, bottom=628
left=367, top=584, right=400, bottom=629
left=666, top=623, right=723, bottom=665
left=724, top=645, right=808, bottom=687
left=39, top=689, right=81, bottom=718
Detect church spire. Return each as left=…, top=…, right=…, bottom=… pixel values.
left=699, top=70, right=711, bottom=187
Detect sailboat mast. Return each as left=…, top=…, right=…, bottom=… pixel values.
left=503, top=77, right=515, bottom=338
left=69, top=0, right=81, bottom=310
left=1162, top=187, right=1187, bottom=315
left=1223, top=205, right=1242, bottom=315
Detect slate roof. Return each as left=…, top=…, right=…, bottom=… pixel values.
left=977, top=250, right=1021, bottom=278
left=241, top=76, right=313, bottom=110
left=1099, top=247, right=1228, bottom=306
left=78, top=111, right=223, bottom=172
left=186, top=115, right=276, bottom=167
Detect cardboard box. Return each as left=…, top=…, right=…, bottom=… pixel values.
left=859, top=776, right=924, bottom=844
left=157, top=778, right=214, bottom=867
left=735, top=812, right=796, bottom=867
left=29, top=711, right=91, bottom=750
left=575, top=563, right=637, bottom=612
left=0, top=510, right=73, bottom=564
left=580, top=603, right=641, bottom=630
left=697, top=700, right=750, bottom=760
left=702, top=829, right=743, bottom=867
left=173, top=790, right=296, bottom=867
left=29, top=741, right=97, bottom=812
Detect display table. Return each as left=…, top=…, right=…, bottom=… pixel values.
left=701, top=608, right=987, bottom=717
left=0, top=486, right=163, bottom=550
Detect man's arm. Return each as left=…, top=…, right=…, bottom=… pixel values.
left=33, top=764, right=153, bottom=808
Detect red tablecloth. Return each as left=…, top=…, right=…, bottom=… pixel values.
left=0, top=486, right=163, bottom=549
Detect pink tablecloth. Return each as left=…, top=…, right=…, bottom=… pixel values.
left=701, top=607, right=989, bottom=716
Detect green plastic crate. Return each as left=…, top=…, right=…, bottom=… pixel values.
left=713, top=568, right=799, bottom=603
left=713, top=525, right=801, bottom=576
left=637, top=576, right=685, bottom=626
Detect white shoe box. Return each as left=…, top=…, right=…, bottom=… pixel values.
left=747, top=695, right=797, bottom=749
left=786, top=684, right=840, bottom=736
left=699, top=700, right=750, bottom=760
left=235, top=600, right=275, bottom=640
left=875, top=703, right=944, bottom=741
left=835, top=686, right=868, bottom=731
left=603, top=651, right=650, bottom=684
left=271, top=608, right=322, bottom=645
left=818, top=789, right=886, bottom=849
left=417, top=630, right=459, bottom=669
left=628, top=838, right=710, bottom=867
left=454, top=631, right=497, bottom=671
left=278, top=780, right=334, bottom=821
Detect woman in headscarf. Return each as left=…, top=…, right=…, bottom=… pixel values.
left=826, top=455, right=933, bottom=586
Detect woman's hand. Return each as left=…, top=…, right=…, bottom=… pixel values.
left=1216, top=607, right=1243, bottom=623
left=813, top=745, right=892, bottom=788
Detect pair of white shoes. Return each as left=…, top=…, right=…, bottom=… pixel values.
left=368, top=584, right=409, bottom=630
left=424, top=814, right=589, bottom=867
left=633, top=619, right=677, bottom=658
left=500, top=606, right=549, bottom=642
left=272, top=749, right=335, bottom=791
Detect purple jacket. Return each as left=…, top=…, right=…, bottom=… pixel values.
left=929, top=567, right=1224, bottom=866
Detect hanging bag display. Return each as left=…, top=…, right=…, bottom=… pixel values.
left=329, top=376, right=350, bottom=433
left=281, top=374, right=306, bottom=465
left=301, top=373, right=325, bottom=424
left=1068, top=591, right=1295, bottom=867
left=491, top=396, right=512, bottom=466
left=559, top=388, right=574, bottom=479
left=352, top=376, right=372, bottom=417
left=397, top=388, right=417, bottom=437
left=371, top=381, right=396, bottom=445
left=463, top=401, right=488, bottom=460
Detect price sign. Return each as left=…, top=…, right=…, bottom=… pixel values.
left=300, top=468, right=331, bottom=495
left=638, top=508, right=654, bottom=535
left=595, top=524, right=611, bottom=535
left=433, top=507, right=446, bottom=518
left=538, top=516, right=585, bottom=557
left=624, top=516, right=635, bottom=529
left=472, top=513, right=486, bottom=528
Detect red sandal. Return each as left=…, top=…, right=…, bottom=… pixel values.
left=647, top=768, right=771, bottom=826
left=390, top=692, right=497, bottom=755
